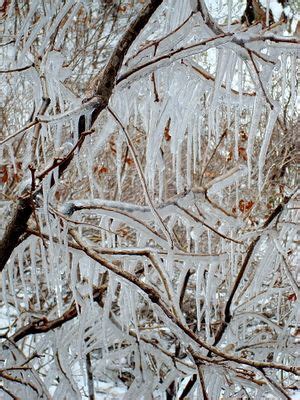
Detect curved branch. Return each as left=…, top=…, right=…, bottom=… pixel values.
left=212, top=194, right=294, bottom=348
left=0, top=0, right=164, bottom=272
left=67, top=229, right=299, bottom=376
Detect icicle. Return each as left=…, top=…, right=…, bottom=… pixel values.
left=2, top=270, right=9, bottom=313
left=39, top=124, right=48, bottom=164
left=186, top=222, right=191, bottom=252
left=246, top=94, right=263, bottom=186
left=207, top=228, right=211, bottom=254
left=281, top=53, right=287, bottom=105
left=55, top=2, right=82, bottom=48
left=225, top=52, right=237, bottom=127
left=115, top=136, right=123, bottom=198
left=129, top=292, right=140, bottom=342
left=8, top=262, right=18, bottom=311
left=238, top=58, right=243, bottom=113
left=227, top=0, right=232, bottom=31
left=277, top=290, right=282, bottom=323
left=258, top=105, right=279, bottom=194
left=18, top=249, right=29, bottom=308
left=215, top=104, right=221, bottom=141
left=39, top=0, right=75, bottom=54
left=192, top=117, right=198, bottom=173
left=193, top=228, right=200, bottom=254
left=7, top=143, right=17, bottom=174
left=175, top=141, right=183, bottom=193
left=157, top=147, right=165, bottom=203
left=211, top=48, right=228, bottom=105
left=207, top=98, right=214, bottom=143
left=290, top=52, right=296, bottom=115
left=102, top=276, right=116, bottom=341
left=204, top=299, right=211, bottom=341
left=234, top=107, right=239, bottom=161
left=30, top=240, right=41, bottom=310
left=196, top=266, right=203, bottom=332
left=53, top=121, right=63, bottom=151
left=235, top=180, right=239, bottom=218
left=19, top=16, right=48, bottom=61
left=55, top=271, right=63, bottom=317
left=165, top=251, right=175, bottom=281
left=40, top=239, right=50, bottom=292
left=145, top=102, right=160, bottom=192
left=15, top=1, right=39, bottom=50
left=230, top=237, right=234, bottom=278
left=86, top=259, right=95, bottom=305
left=198, top=115, right=203, bottom=166
left=85, top=136, right=95, bottom=198
left=26, top=67, right=43, bottom=110
left=70, top=258, right=81, bottom=315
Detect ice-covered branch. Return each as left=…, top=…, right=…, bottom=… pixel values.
left=212, top=193, right=294, bottom=348
left=1, top=0, right=297, bottom=397
left=0, top=0, right=164, bottom=272
left=0, top=63, right=34, bottom=73
left=11, top=282, right=108, bottom=343
left=55, top=229, right=300, bottom=376
left=117, top=34, right=232, bottom=85
left=108, top=106, right=174, bottom=248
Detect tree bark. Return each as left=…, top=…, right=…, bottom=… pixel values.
left=0, top=0, right=163, bottom=272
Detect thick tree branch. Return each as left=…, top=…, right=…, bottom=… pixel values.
left=0, top=196, right=33, bottom=270
left=0, top=0, right=163, bottom=272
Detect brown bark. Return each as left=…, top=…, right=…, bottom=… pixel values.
left=0, top=196, right=33, bottom=270
left=0, top=0, right=163, bottom=272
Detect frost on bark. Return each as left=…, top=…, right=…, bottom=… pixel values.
left=0, top=0, right=298, bottom=399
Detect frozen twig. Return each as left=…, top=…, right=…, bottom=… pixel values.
left=0, top=0, right=164, bottom=272
left=108, top=106, right=174, bottom=249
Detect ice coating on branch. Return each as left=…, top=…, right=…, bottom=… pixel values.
left=207, top=166, right=248, bottom=195
left=0, top=0, right=298, bottom=398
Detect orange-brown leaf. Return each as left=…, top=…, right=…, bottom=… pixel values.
left=0, top=165, right=8, bottom=183
left=13, top=173, right=21, bottom=183
left=239, top=199, right=254, bottom=213
left=227, top=148, right=233, bottom=162
left=288, top=293, right=297, bottom=302
left=118, top=5, right=127, bottom=13
left=109, top=139, right=116, bottom=154
left=238, top=147, right=247, bottom=161
left=125, top=157, right=134, bottom=165
left=98, top=166, right=108, bottom=173
left=240, top=130, right=248, bottom=141
left=164, top=118, right=171, bottom=141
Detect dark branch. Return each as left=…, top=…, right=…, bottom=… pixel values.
left=0, top=0, right=163, bottom=272
left=0, top=196, right=33, bottom=271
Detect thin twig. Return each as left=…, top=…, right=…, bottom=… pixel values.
left=0, top=63, right=34, bottom=73
left=176, top=202, right=243, bottom=244
left=108, top=106, right=174, bottom=249
left=0, top=120, right=38, bottom=146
